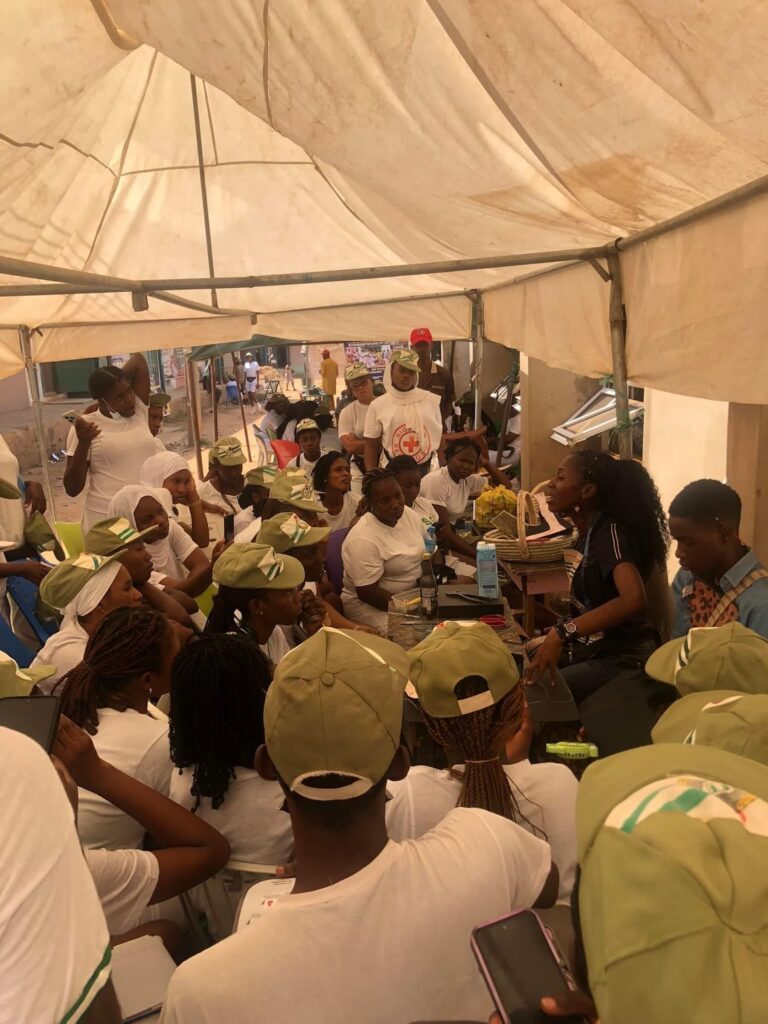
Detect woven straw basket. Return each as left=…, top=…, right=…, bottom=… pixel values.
left=485, top=485, right=576, bottom=563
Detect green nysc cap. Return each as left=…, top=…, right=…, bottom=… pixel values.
left=208, top=436, right=246, bottom=467
left=0, top=650, right=55, bottom=697
left=0, top=477, right=21, bottom=500
left=148, top=392, right=171, bottom=408
left=652, top=690, right=768, bottom=767
left=344, top=362, right=371, bottom=382
left=244, top=466, right=278, bottom=489
left=265, top=627, right=410, bottom=800
left=577, top=743, right=768, bottom=1024
left=84, top=516, right=157, bottom=557
left=256, top=512, right=329, bottom=554
left=268, top=469, right=324, bottom=512
left=406, top=620, right=518, bottom=718
left=294, top=418, right=321, bottom=436
left=646, top=623, right=768, bottom=696
left=212, top=542, right=305, bottom=591
left=39, top=552, right=120, bottom=611
left=390, top=349, right=419, bottom=373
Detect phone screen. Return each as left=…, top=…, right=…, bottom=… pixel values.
left=0, top=695, right=61, bottom=752
left=224, top=514, right=235, bottom=542
left=472, top=911, right=582, bottom=1024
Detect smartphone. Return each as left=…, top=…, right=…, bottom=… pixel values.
left=0, top=695, right=61, bottom=752
left=223, top=513, right=235, bottom=542
left=471, top=909, right=586, bottom=1024
left=63, top=410, right=79, bottom=424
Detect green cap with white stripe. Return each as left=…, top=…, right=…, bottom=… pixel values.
left=645, top=623, right=768, bottom=696
left=578, top=743, right=768, bottom=1024
left=256, top=512, right=329, bottom=554
left=84, top=517, right=159, bottom=556
left=652, top=690, right=768, bottom=767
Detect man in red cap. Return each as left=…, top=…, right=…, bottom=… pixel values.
left=410, top=327, right=455, bottom=422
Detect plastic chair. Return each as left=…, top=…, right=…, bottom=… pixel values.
left=324, top=527, right=349, bottom=595
left=183, top=859, right=278, bottom=943
left=270, top=439, right=300, bottom=469
left=0, top=616, right=35, bottom=668
left=56, top=521, right=84, bottom=558
left=6, top=574, right=58, bottom=646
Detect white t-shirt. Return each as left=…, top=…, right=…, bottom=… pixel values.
left=0, top=436, right=25, bottom=546
left=259, top=410, right=283, bottom=437
left=170, top=767, right=293, bottom=865
left=86, top=847, right=160, bottom=937
left=319, top=490, right=357, bottom=533
left=420, top=465, right=487, bottom=521
left=341, top=507, right=428, bottom=630
left=288, top=449, right=329, bottom=477
left=148, top=520, right=199, bottom=581
left=336, top=400, right=369, bottom=446
left=79, top=707, right=172, bottom=851
left=66, top=397, right=159, bottom=532
left=234, top=512, right=262, bottom=543
left=197, top=479, right=239, bottom=515
left=161, top=807, right=550, bottom=1024
left=31, top=628, right=87, bottom=693
left=411, top=495, right=439, bottom=529
left=363, top=390, right=443, bottom=465
left=0, top=729, right=111, bottom=1024
left=261, top=626, right=291, bottom=668
left=386, top=762, right=578, bottom=900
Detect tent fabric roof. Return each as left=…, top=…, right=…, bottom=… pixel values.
left=2, top=1, right=768, bottom=400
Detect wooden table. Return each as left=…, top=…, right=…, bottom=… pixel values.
left=387, top=594, right=525, bottom=655
left=498, top=558, right=569, bottom=636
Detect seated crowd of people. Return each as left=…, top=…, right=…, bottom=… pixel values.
left=1, top=341, right=768, bottom=1023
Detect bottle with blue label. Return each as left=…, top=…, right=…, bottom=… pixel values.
left=475, top=541, right=499, bottom=599
left=424, top=525, right=437, bottom=556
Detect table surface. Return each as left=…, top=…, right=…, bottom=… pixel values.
left=387, top=594, right=525, bottom=654
left=498, top=557, right=567, bottom=576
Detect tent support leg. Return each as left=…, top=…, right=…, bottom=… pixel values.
left=470, top=291, right=484, bottom=429
left=233, top=354, right=253, bottom=461
left=19, top=326, right=58, bottom=529
left=186, top=359, right=205, bottom=480
left=606, top=251, right=632, bottom=459
left=209, top=357, right=220, bottom=440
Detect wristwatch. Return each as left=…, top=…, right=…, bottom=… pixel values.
left=554, top=617, right=579, bottom=644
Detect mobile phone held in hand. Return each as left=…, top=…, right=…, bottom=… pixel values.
left=0, top=695, right=61, bottom=753
left=224, top=513, right=235, bottom=543
left=63, top=410, right=79, bottom=424
left=471, top=909, right=587, bottom=1024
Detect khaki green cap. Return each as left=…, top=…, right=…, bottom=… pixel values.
left=245, top=465, right=278, bottom=489
left=295, top=418, right=321, bottom=436
left=39, top=552, right=120, bottom=611
left=269, top=468, right=324, bottom=512
left=653, top=690, right=768, bottom=766
left=265, top=627, right=409, bottom=799
left=84, top=516, right=157, bottom=557
left=212, top=542, right=305, bottom=591
left=0, top=478, right=21, bottom=500
left=256, top=512, right=329, bottom=554
left=0, top=651, right=55, bottom=697
left=408, top=620, right=519, bottom=718
left=208, top=436, right=246, bottom=466
left=577, top=743, right=768, bottom=1024
left=148, top=392, right=171, bottom=408
left=390, top=348, right=419, bottom=373
left=646, top=623, right=768, bottom=696
left=344, top=362, right=371, bottom=382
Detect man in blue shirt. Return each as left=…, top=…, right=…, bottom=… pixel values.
left=669, top=479, right=768, bottom=639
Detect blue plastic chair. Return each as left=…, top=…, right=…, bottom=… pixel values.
left=6, top=573, right=58, bottom=646
left=0, top=615, right=35, bottom=668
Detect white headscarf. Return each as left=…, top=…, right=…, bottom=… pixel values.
left=140, top=451, right=188, bottom=490
left=109, top=485, right=177, bottom=579
left=60, top=561, right=122, bottom=637
left=381, top=359, right=442, bottom=463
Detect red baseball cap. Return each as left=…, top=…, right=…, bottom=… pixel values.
left=410, top=327, right=433, bottom=347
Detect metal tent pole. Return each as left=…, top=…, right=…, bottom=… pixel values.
left=185, top=358, right=205, bottom=480
left=233, top=352, right=253, bottom=461
left=606, top=250, right=632, bottom=459
left=470, top=291, right=484, bottom=429
left=19, top=326, right=58, bottom=528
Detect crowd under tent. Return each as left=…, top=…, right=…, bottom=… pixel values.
left=2, top=1, right=768, bottom=548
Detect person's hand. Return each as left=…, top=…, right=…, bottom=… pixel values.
left=504, top=701, right=533, bottom=763
left=210, top=539, right=231, bottom=567
left=19, top=560, right=50, bottom=585
left=23, top=480, right=47, bottom=515
left=74, top=417, right=100, bottom=447
left=541, top=992, right=599, bottom=1020
left=300, top=590, right=327, bottom=636
left=351, top=623, right=380, bottom=636
left=181, top=476, right=200, bottom=508
left=50, top=754, right=79, bottom=814
left=523, top=629, right=563, bottom=686
left=52, top=715, right=105, bottom=792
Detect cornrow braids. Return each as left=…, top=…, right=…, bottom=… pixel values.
left=205, top=584, right=262, bottom=634
left=169, top=633, right=271, bottom=810
left=422, top=684, right=545, bottom=838
left=57, top=606, right=171, bottom=735
left=357, top=467, right=396, bottom=516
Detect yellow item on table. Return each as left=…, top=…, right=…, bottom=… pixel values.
left=474, top=485, right=518, bottom=528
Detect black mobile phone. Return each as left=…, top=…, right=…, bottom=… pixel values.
left=0, top=695, right=61, bottom=752
left=471, top=910, right=587, bottom=1024
left=224, top=513, right=235, bottom=542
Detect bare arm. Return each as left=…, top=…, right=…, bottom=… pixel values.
left=164, top=548, right=212, bottom=598
left=54, top=717, right=230, bottom=904
left=533, top=862, right=559, bottom=909
left=363, top=436, right=382, bottom=473
left=323, top=600, right=379, bottom=634
left=480, top=457, right=512, bottom=489
left=81, top=981, right=122, bottom=1024
left=63, top=418, right=99, bottom=497
left=135, top=580, right=196, bottom=629
left=121, top=352, right=151, bottom=406
left=0, top=560, right=49, bottom=584
left=340, top=433, right=366, bottom=456
left=177, top=478, right=211, bottom=548
left=432, top=503, right=478, bottom=560
left=356, top=580, right=401, bottom=612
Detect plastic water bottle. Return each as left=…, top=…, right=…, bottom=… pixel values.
left=419, top=553, right=438, bottom=619
left=476, top=541, right=499, bottom=600
left=424, top=525, right=437, bottom=556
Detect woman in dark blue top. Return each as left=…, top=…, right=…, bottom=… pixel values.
left=524, top=450, right=669, bottom=703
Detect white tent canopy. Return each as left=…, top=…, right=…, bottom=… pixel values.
left=2, top=1, right=768, bottom=401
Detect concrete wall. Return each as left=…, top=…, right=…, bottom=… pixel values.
left=0, top=370, right=30, bottom=413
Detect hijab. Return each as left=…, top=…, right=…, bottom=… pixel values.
left=140, top=451, right=188, bottom=490
left=109, top=485, right=181, bottom=581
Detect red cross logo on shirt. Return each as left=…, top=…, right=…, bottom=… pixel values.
left=392, top=424, right=431, bottom=463
left=401, top=434, right=420, bottom=453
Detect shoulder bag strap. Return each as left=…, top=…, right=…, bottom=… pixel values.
left=705, top=569, right=768, bottom=627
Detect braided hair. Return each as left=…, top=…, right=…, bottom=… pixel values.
left=205, top=584, right=262, bottom=634
left=568, top=450, right=669, bottom=577
left=57, top=606, right=171, bottom=734
left=444, top=438, right=481, bottom=462
left=169, top=633, right=271, bottom=809
left=357, top=467, right=397, bottom=516
left=421, top=677, right=544, bottom=836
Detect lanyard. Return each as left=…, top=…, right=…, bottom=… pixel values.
left=574, top=515, right=600, bottom=611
